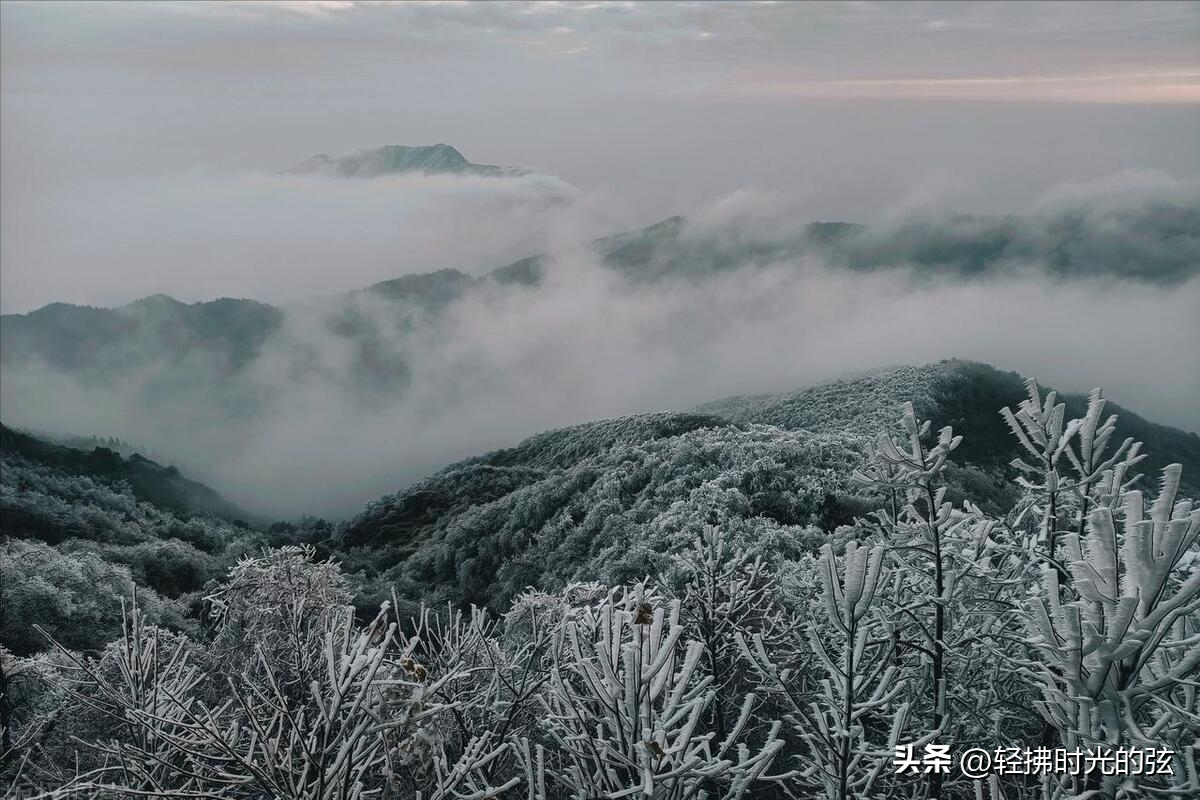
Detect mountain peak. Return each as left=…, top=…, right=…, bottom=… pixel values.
left=130, top=293, right=184, bottom=308
left=286, top=144, right=526, bottom=178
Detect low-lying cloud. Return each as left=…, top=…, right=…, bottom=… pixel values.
left=2, top=171, right=1197, bottom=519
left=0, top=167, right=587, bottom=313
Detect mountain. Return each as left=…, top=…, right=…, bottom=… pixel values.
left=0, top=423, right=252, bottom=522
left=6, top=197, right=1195, bottom=386
left=484, top=216, right=863, bottom=285
left=3, top=356, right=1195, bottom=642
left=0, top=423, right=266, bottom=654
left=0, top=296, right=282, bottom=378
left=336, top=360, right=1200, bottom=613
left=360, top=267, right=479, bottom=308
left=484, top=204, right=1200, bottom=286
left=698, top=359, right=1200, bottom=496
left=286, top=144, right=529, bottom=178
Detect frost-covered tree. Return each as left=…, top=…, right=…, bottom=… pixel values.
left=739, top=541, right=915, bottom=800
left=517, top=582, right=792, bottom=799
left=1001, top=381, right=1143, bottom=582
left=34, top=550, right=517, bottom=800
left=849, top=404, right=965, bottom=799
left=6, top=375, right=1198, bottom=800
left=1023, top=465, right=1200, bottom=798
left=671, top=525, right=793, bottom=745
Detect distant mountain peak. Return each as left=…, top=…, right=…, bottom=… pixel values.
left=286, top=144, right=528, bottom=178
left=129, top=293, right=185, bottom=308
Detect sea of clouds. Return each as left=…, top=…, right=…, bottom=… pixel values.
left=2, top=166, right=1197, bottom=517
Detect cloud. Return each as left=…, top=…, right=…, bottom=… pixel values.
left=685, top=188, right=817, bottom=240
left=0, top=168, right=581, bottom=313
left=2, top=1, right=1197, bottom=521
left=749, top=72, right=1200, bottom=104
left=4, top=2, right=1197, bottom=103
left=3, top=176, right=1197, bottom=518
left=1031, top=169, right=1200, bottom=210
left=240, top=249, right=1196, bottom=518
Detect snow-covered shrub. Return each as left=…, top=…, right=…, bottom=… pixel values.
left=517, top=582, right=792, bottom=798
left=739, top=541, right=914, bottom=800
left=28, top=550, right=515, bottom=800
left=1010, top=386, right=1200, bottom=798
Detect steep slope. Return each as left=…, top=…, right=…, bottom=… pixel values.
left=700, top=360, right=1200, bottom=496
left=0, top=423, right=252, bottom=522
left=340, top=414, right=864, bottom=612
left=339, top=360, right=1200, bottom=613
left=0, top=426, right=270, bottom=655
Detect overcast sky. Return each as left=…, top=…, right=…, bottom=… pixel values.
left=2, top=0, right=1198, bottom=311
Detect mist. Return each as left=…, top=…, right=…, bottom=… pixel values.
left=3, top=170, right=1197, bottom=518
left=4, top=2, right=1200, bottom=313
left=0, top=167, right=599, bottom=313
left=2, top=1, right=1198, bottom=518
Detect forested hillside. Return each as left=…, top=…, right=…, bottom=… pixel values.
left=4, top=365, right=1195, bottom=799
left=336, top=360, right=1200, bottom=615
left=340, top=417, right=864, bottom=613
left=5, top=359, right=1194, bottom=639
left=701, top=360, right=1200, bottom=496
left=5, top=4, right=1197, bottom=797
left=0, top=425, right=252, bottom=521
left=0, top=427, right=301, bottom=657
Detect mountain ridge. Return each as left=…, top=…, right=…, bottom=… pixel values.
left=286, top=144, right=530, bottom=179
left=3, top=358, right=1196, bottom=616
left=6, top=194, right=1196, bottom=321
left=335, top=359, right=1200, bottom=611
left=0, top=422, right=253, bottom=523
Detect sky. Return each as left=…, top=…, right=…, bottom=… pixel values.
left=0, top=1, right=1198, bottom=515
left=2, top=1, right=1199, bottom=311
